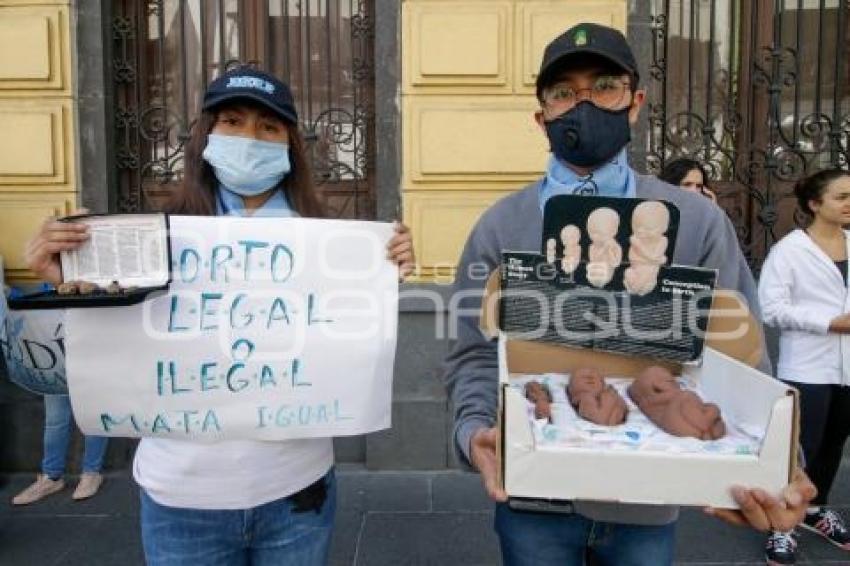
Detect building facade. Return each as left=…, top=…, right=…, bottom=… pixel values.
left=1, top=0, right=847, bottom=471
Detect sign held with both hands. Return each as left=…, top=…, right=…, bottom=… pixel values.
left=66, top=216, right=399, bottom=441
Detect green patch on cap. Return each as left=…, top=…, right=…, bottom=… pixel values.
left=574, top=28, right=588, bottom=46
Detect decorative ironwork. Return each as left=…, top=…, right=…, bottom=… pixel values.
left=110, top=0, right=376, bottom=218
left=647, top=0, right=849, bottom=269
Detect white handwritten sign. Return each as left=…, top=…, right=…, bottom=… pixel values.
left=66, top=216, right=398, bottom=441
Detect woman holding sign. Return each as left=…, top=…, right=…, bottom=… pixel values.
left=25, top=66, right=415, bottom=566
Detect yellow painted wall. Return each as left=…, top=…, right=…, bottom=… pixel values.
left=0, top=0, right=76, bottom=283
left=401, top=0, right=627, bottom=281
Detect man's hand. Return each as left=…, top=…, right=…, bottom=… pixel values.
left=470, top=427, right=508, bottom=502
left=704, top=469, right=817, bottom=532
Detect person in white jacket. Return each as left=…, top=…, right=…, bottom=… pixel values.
left=759, top=168, right=850, bottom=565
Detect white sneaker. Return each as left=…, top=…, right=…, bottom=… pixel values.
left=12, top=474, right=65, bottom=505
left=72, top=472, right=104, bottom=500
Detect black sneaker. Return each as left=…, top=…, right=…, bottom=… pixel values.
left=765, top=530, right=797, bottom=565
left=800, top=508, right=850, bottom=550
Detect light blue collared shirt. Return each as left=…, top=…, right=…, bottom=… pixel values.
left=538, top=148, right=637, bottom=212
left=215, top=184, right=298, bottom=218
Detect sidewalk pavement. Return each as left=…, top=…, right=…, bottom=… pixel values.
left=1, top=465, right=849, bottom=565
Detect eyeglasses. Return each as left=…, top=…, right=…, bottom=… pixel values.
left=541, top=76, right=632, bottom=112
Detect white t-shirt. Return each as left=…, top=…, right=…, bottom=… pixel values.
left=134, top=437, right=334, bottom=509
left=134, top=190, right=334, bottom=510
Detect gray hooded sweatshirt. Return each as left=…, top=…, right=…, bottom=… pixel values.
left=443, top=174, right=767, bottom=526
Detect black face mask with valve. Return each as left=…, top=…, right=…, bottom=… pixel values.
left=544, top=101, right=632, bottom=168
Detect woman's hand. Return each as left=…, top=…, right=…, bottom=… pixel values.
left=24, top=211, right=90, bottom=286
left=387, top=221, right=415, bottom=282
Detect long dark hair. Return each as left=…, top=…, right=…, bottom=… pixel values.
left=658, top=157, right=710, bottom=187
left=794, top=168, right=850, bottom=217
left=166, top=107, right=326, bottom=218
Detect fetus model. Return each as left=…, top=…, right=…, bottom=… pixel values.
left=626, top=366, right=680, bottom=410
left=663, top=390, right=726, bottom=440
left=524, top=381, right=552, bottom=421
left=586, top=208, right=622, bottom=288
left=566, top=367, right=628, bottom=426
left=624, top=201, right=670, bottom=296
left=559, top=225, right=582, bottom=274
left=545, top=237, right=557, bottom=264
left=566, top=367, right=605, bottom=401
left=628, top=366, right=726, bottom=440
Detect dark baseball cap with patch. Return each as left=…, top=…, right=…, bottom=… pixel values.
left=536, top=23, right=638, bottom=98
left=203, top=66, right=298, bottom=124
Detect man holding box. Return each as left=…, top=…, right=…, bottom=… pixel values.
left=443, top=22, right=815, bottom=566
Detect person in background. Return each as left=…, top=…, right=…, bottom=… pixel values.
left=2, top=270, right=108, bottom=505
left=759, top=168, right=850, bottom=565
left=659, top=157, right=718, bottom=203
left=11, top=395, right=108, bottom=504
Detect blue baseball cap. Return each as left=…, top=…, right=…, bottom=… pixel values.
left=203, top=67, right=298, bottom=124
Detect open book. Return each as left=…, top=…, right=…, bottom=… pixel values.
left=60, top=214, right=169, bottom=288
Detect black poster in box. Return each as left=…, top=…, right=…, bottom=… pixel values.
left=499, top=251, right=717, bottom=363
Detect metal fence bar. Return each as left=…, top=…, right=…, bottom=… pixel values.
left=200, top=0, right=209, bottom=87
left=217, top=0, right=225, bottom=73
left=833, top=0, right=847, bottom=163
left=704, top=0, right=716, bottom=168
left=793, top=0, right=802, bottom=148
left=179, top=0, right=189, bottom=123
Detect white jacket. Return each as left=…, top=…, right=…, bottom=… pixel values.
left=758, top=229, right=850, bottom=385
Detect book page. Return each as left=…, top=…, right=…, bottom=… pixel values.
left=60, top=214, right=168, bottom=288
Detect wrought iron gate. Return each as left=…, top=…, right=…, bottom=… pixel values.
left=647, top=0, right=849, bottom=268
left=108, top=0, right=375, bottom=219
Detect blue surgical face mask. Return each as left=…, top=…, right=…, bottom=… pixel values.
left=202, top=133, right=291, bottom=196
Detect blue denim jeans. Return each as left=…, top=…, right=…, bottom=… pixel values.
left=140, top=469, right=336, bottom=566
left=495, top=503, right=677, bottom=566
left=42, top=394, right=108, bottom=479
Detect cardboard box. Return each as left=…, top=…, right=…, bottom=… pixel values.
left=481, top=271, right=799, bottom=509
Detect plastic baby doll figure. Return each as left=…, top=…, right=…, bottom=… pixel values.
left=586, top=208, right=622, bottom=288
left=661, top=390, right=726, bottom=440
left=559, top=225, right=582, bottom=274
left=627, top=366, right=680, bottom=410
left=524, top=381, right=553, bottom=421
left=576, top=385, right=628, bottom=426
left=567, top=367, right=605, bottom=403
left=624, top=201, right=670, bottom=296
left=628, top=366, right=726, bottom=440
left=567, top=367, right=628, bottom=426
